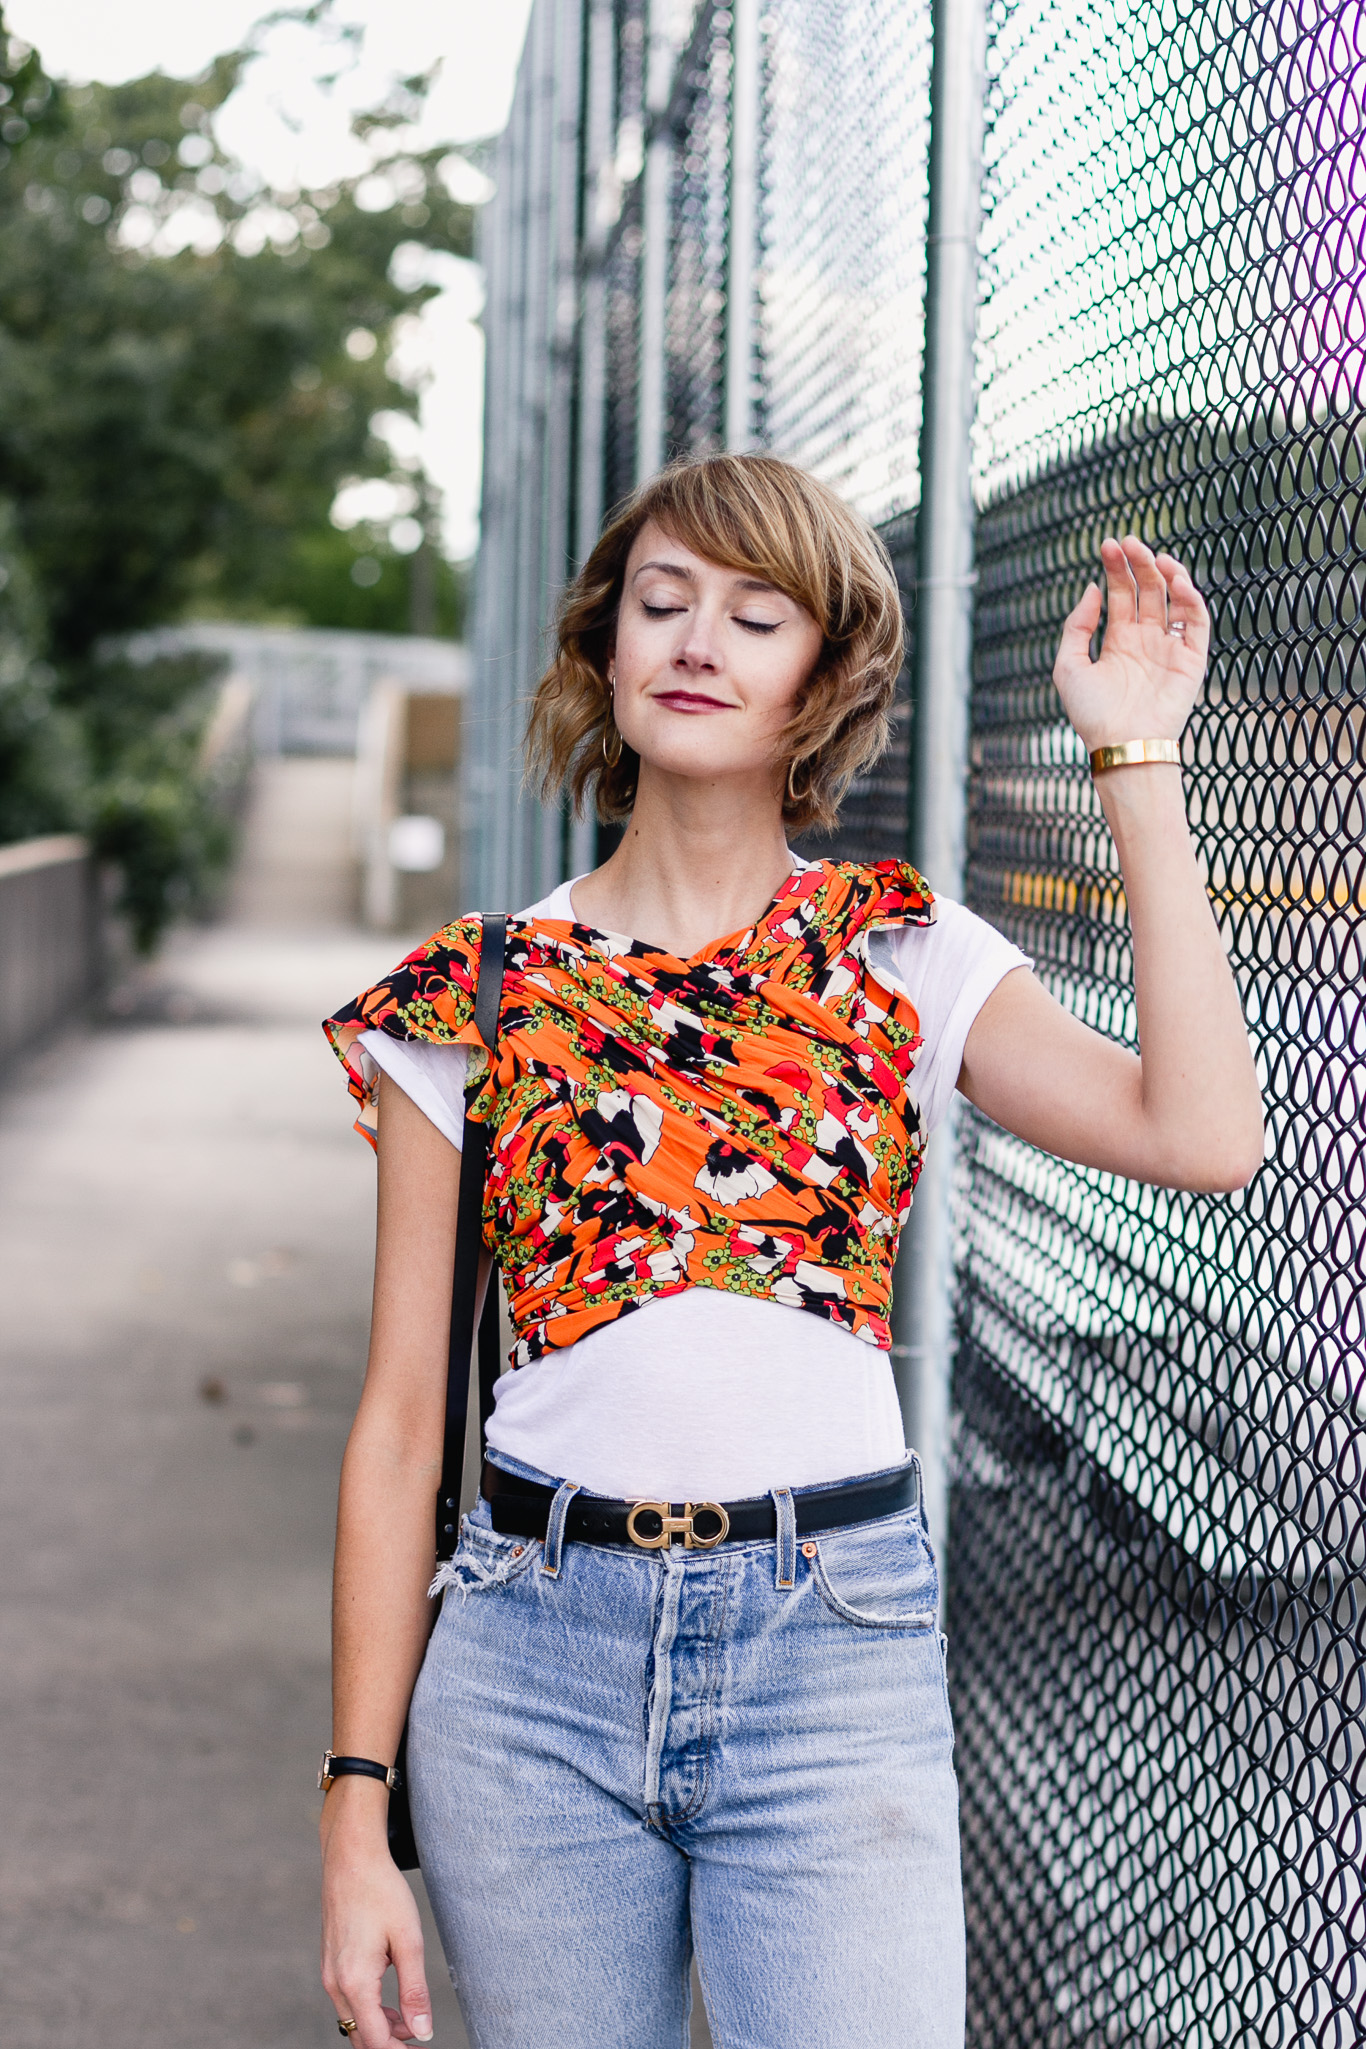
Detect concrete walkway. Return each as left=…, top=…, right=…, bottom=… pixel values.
left=2, top=758, right=713, bottom=2049
left=0, top=760, right=469, bottom=2049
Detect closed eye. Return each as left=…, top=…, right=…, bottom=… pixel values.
left=640, top=601, right=687, bottom=618
left=736, top=617, right=781, bottom=634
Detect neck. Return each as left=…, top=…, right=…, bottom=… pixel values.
left=572, top=765, right=797, bottom=955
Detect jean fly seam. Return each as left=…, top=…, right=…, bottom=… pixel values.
left=664, top=1549, right=731, bottom=1828
left=643, top=1548, right=684, bottom=1818
left=645, top=1551, right=732, bottom=1831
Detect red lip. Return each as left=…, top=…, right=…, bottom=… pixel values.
left=653, top=690, right=732, bottom=713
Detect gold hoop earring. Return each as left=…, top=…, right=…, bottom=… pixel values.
left=785, top=757, right=809, bottom=807
left=602, top=717, right=623, bottom=769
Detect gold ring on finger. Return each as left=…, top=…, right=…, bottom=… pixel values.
left=337, top=2022, right=359, bottom=2039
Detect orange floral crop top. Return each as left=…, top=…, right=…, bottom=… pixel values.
left=324, top=859, right=934, bottom=1368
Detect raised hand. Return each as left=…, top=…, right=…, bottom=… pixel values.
left=1053, top=535, right=1211, bottom=753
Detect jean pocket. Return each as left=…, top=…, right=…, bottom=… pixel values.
left=430, top=1518, right=538, bottom=1599
left=808, top=1510, right=940, bottom=1631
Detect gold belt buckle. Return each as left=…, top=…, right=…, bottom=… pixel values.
left=625, top=1500, right=731, bottom=1550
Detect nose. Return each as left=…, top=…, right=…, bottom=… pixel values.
left=671, top=601, right=724, bottom=674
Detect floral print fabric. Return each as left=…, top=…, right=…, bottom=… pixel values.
left=324, top=860, right=935, bottom=1366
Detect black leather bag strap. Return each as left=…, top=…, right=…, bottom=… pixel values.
left=435, top=913, right=507, bottom=1560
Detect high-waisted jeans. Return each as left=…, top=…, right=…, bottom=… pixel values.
left=408, top=1451, right=965, bottom=2049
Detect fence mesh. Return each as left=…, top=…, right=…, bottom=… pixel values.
left=664, top=3, right=732, bottom=456
left=753, top=1, right=932, bottom=866
left=952, top=3, right=1366, bottom=2043
left=479, top=2, right=1366, bottom=2036
left=757, top=0, right=933, bottom=522
left=601, top=2, right=647, bottom=519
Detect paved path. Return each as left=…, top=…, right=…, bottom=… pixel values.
left=0, top=761, right=470, bottom=2049
left=2, top=758, right=713, bottom=2049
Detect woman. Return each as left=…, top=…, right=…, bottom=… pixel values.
left=319, top=454, right=1262, bottom=2049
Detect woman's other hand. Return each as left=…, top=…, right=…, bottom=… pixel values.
left=960, top=535, right=1263, bottom=1193
left=1053, top=535, right=1210, bottom=752
left=321, top=1777, right=434, bottom=2046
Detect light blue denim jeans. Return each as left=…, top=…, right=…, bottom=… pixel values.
left=408, top=1451, right=964, bottom=2049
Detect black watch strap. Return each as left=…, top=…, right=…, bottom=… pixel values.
left=318, top=1750, right=401, bottom=1792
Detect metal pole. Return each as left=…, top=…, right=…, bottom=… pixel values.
left=576, top=0, right=616, bottom=558
left=468, top=87, right=519, bottom=911
left=724, top=0, right=759, bottom=451
left=894, top=0, right=988, bottom=1578
left=637, top=6, right=674, bottom=482
left=534, top=0, right=584, bottom=901
left=568, top=0, right=617, bottom=882
left=513, top=3, right=555, bottom=908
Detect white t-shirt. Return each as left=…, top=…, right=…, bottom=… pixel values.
left=359, top=874, right=1028, bottom=1499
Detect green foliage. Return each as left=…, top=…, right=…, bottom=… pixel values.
left=0, top=501, right=83, bottom=842
left=240, top=525, right=469, bottom=635
left=0, top=34, right=476, bottom=654
left=0, top=492, right=230, bottom=942
left=66, top=649, right=233, bottom=951
left=0, top=8, right=481, bottom=945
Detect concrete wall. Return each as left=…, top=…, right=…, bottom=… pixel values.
left=355, top=684, right=462, bottom=932
left=0, top=836, right=95, bottom=1062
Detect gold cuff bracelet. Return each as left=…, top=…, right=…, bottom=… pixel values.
left=1089, top=737, right=1182, bottom=775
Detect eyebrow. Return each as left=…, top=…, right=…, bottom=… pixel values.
left=631, top=559, right=783, bottom=596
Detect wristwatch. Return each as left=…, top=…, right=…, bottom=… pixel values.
left=318, top=1750, right=401, bottom=1792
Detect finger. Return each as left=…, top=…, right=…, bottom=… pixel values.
left=335, top=1971, right=397, bottom=2049
left=1057, top=580, right=1102, bottom=661
left=393, top=1932, right=435, bottom=2043
left=1154, top=553, right=1211, bottom=657
left=1154, top=557, right=1211, bottom=666
left=1119, top=535, right=1167, bottom=625
left=1099, top=536, right=1138, bottom=625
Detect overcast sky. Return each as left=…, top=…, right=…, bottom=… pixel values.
left=6, top=0, right=537, bottom=557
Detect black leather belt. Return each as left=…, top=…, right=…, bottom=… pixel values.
left=481, top=1458, right=919, bottom=1552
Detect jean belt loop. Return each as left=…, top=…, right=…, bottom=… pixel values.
left=540, top=1478, right=581, bottom=1578
left=771, top=1485, right=797, bottom=1590
left=909, top=1449, right=928, bottom=1535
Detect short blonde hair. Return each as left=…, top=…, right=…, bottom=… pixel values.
left=524, top=452, right=906, bottom=834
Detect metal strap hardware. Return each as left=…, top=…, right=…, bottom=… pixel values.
left=625, top=1500, right=731, bottom=1550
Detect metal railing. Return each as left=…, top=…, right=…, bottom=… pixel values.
left=122, top=623, right=466, bottom=757
left=470, top=5, right=1365, bottom=2040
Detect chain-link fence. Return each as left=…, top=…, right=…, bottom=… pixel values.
left=953, top=6, right=1365, bottom=2041
left=664, top=6, right=733, bottom=453
left=472, top=2, right=1365, bottom=2039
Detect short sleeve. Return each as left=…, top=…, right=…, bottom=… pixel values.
left=358, top=1032, right=469, bottom=1149
left=867, top=898, right=1032, bottom=1132
left=322, top=917, right=485, bottom=1147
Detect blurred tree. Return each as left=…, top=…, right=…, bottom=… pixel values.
left=0, top=499, right=82, bottom=843
left=0, top=7, right=481, bottom=939
left=0, top=23, right=476, bottom=655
